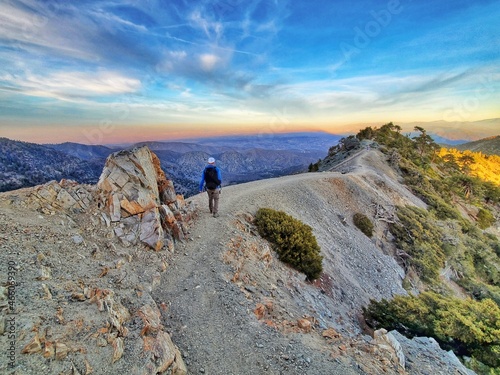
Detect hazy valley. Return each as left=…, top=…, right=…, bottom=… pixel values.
left=1, top=132, right=342, bottom=196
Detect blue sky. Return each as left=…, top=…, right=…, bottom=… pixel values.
left=0, top=0, right=499, bottom=144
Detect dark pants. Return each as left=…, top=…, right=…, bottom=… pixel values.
left=207, top=189, right=220, bottom=214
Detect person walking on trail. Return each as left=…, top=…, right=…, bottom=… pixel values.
left=199, top=157, right=222, bottom=218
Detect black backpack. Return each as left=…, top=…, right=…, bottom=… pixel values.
left=204, top=167, right=220, bottom=189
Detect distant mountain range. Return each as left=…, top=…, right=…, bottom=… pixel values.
left=0, top=138, right=103, bottom=192
left=451, top=135, right=500, bottom=155
left=0, top=132, right=341, bottom=195
left=5, top=131, right=496, bottom=196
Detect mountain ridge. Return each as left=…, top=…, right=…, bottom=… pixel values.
left=0, top=146, right=475, bottom=375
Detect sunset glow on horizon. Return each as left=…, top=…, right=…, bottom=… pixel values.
left=1, top=0, right=499, bottom=145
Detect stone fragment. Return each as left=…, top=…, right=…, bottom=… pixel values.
left=254, top=303, right=266, bottom=320
left=55, top=307, right=65, bottom=324
left=111, top=337, right=124, bottom=363
left=142, top=331, right=187, bottom=375
left=28, top=180, right=94, bottom=213
left=71, top=292, right=86, bottom=301
left=323, top=327, right=341, bottom=339
left=42, top=284, right=52, bottom=299
left=72, top=235, right=84, bottom=244
left=43, top=340, right=55, bottom=358
left=21, top=333, right=42, bottom=354
left=138, top=304, right=162, bottom=336
left=84, top=359, right=93, bottom=374
left=37, top=265, right=52, bottom=280
left=55, top=341, right=69, bottom=360
left=140, top=208, right=164, bottom=251
left=297, top=318, right=312, bottom=332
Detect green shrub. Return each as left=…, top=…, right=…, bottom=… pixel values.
left=477, top=208, right=495, bottom=229
left=457, top=279, right=500, bottom=306
left=389, top=206, right=446, bottom=282
left=254, top=208, right=323, bottom=280
left=353, top=213, right=374, bottom=237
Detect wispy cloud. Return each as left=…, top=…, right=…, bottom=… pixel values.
left=0, top=70, right=141, bottom=101
left=0, top=0, right=498, bottom=142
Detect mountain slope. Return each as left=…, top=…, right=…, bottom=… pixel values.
left=454, top=135, right=500, bottom=155
left=0, top=147, right=473, bottom=375
left=0, top=138, right=102, bottom=192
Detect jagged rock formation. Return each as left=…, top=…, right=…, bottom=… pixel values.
left=96, top=146, right=192, bottom=250
left=25, top=146, right=192, bottom=252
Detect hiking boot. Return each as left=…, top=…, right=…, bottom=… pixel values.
left=213, top=212, right=219, bottom=218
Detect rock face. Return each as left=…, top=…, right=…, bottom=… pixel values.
left=97, top=146, right=191, bottom=250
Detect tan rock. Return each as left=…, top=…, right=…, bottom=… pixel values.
left=28, top=180, right=94, bottom=213
left=55, top=307, right=65, bottom=324
left=323, top=327, right=341, bottom=339
left=111, top=337, right=124, bottom=363
left=55, top=341, right=69, bottom=360
left=42, top=284, right=52, bottom=299
left=142, top=331, right=187, bottom=375
left=120, top=197, right=145, bottom=216
left=84, top=359, right=94, bottom=374
left=43, top=340, right=55, bottom=358
left=297, top=318, right=312, bottom=332
left=172, top=347, right=188, bottom=375
left=254, top=303, right=266, bottom=320
left=21, top=333, right=42, bottom=354
left=56, top=188, right=78, bottom=209
left=37, top=265, right=52, bottom=280
left=138, top=304, right=162, bottom=336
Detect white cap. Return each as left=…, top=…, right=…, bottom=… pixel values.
left=208, top=157, right=215, bottom=164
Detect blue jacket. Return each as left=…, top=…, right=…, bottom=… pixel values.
left=199, top=165, right=222, bottom=191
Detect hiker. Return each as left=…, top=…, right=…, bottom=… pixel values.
left=199, top=157, right=222, bottom=217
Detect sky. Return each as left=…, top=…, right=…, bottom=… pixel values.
left=0, top=0, right=499, bottom=144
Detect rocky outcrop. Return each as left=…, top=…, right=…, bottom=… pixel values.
left=137, top=301, right=187, bottom=375
left=28, top=179, right=94, bottom=214
left=97, top=146, right=192, bottom=250
left=371, top=329, right=476, bottom=375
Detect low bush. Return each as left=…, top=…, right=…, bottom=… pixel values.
left=254, top=208, right=323, bottom=280
left=477, top=208, right=495, bottom=229
left=353, top=213, right=374, bottom=237
left=389, top=206, right=446, bottom=282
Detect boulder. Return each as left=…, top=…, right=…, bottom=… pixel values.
left=97, top=146, right=190, bottom=250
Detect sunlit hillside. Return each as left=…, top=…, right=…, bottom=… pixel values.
left=454, top=135, right=500, bottom=155
left=439, top=148, right=500, bottom=186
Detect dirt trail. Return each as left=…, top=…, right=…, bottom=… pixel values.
left=153, top=172, right=364, bottom=374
